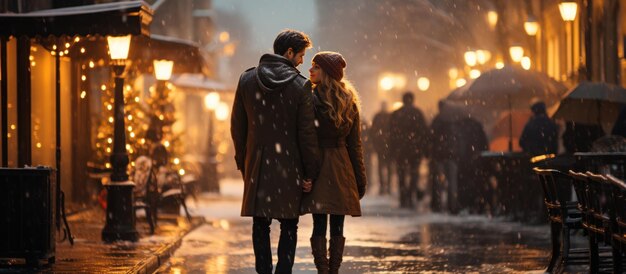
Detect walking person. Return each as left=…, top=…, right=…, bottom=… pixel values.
left=371, top=101, right=392, bottom=195
left=230, top=29, right=321, bottom=274
left=389, top=92, right=428, bottom=208
left=301, top=51, right=367, bottom=274
left=519, top=101, right=559, bottom=156
left=360, top=117, right=374, bottom=185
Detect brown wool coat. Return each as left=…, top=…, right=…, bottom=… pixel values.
left=300, top=89, right=367, bottom=216
left=231, top=54, right=320, bottom=219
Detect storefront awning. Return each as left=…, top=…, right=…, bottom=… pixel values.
left=171, top=73, right=228, bottom=92
left=0, top=1, right=153, bottom=37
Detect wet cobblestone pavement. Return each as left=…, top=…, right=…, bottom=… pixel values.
left=0, top=207, right=202, bottom=273
left=157, top=179, right=572, bottom=273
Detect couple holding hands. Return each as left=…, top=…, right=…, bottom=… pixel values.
left=231, top=29, right=367, bottom=274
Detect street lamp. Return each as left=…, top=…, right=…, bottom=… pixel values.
left=475, top=50, right=491, bottom=65
left=102, top=34, right=139, bottom=242
left=379, top=76, right=394, bottom=91
left=524, top=16, right=539, bottom=36
left=521, top=56, right=532, bottom=70
left=153, top=59, right=173, bottom=81
left=559, top=1, right=578, bottom=22
left=509, top=46, right=525, bottom=63
left=469, top=69, right=481, bottom=79
left=215, top=102, right=230, bottom=121
left=416, top=77, right=430, bottom=91
left=151, top=59, right=174, bottom=149
left=455, top=78, right=467, bottom=88
left=559, top=1, right=578, bottom=79
left=487, top=10, right=498, bottom=30
left=203, top=92, right=220, bottom=193
left=464, top=51, right=477, bottom=67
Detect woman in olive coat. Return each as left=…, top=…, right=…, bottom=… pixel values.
left=301, top=51, right=367, bottom=274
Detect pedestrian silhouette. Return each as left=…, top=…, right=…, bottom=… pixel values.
left=371, top=101, right=392, bottom=195
left=389, top=92, right=428, bottom=208
left=519, top=101, right=559, bottom=156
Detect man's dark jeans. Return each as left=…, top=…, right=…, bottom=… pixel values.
left=252, top=217, right=299, bottom=274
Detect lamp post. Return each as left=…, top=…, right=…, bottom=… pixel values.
left=102, top=35, right=139, bottom=242
left=559, top=1, right=578, bottom=80
left=203, top=92, right=220, bottom=193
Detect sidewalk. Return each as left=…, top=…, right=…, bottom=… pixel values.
left=1, top=206, right=204, bottom=273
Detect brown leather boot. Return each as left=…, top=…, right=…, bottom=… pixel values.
left=310, top=237, right=329, bottom=274
left=329, top=236, right=345, bottom=274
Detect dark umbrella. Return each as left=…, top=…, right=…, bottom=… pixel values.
left=552, top=82, right=626, bottom=130
left=448, top=66, right=567, bottom=151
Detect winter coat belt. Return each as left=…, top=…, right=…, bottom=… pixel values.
left=319, top=139, right=346, bottom=148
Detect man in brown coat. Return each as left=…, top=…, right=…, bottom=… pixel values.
left=230, top=29, right=320, bottom=274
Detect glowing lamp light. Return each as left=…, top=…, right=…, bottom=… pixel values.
left=153, top=59, right=174, bottom=81
left=379, top=73, right=406, bottom=91
left=521, top=56, right=532, bottom=70
left=487, top=11, right=498, bottom=29
left=475, top=50, right=491, bottom=65
left=392, top=101, right=403, bottom=110
left=455, top=78, right=467, bottom=88
left=106, top=35, right=131, bottom=60
left=379, top=76, right=394, bottom=91
left=215, top=102, right=230, bottom=121
left=204, top=92, right=220, bottom=110
left=495, top=61, right=505, bottom=69
left=524, top=16, right=539, bottom=36
left=417, top=77, right=430, bottom=91
left=448, top=68, right=459, bottom=79
left=469, top=69, right=481, bottom=79
left=219, top=31, right=230, bottom=43
left=559, top=1, right=578, bottom=22
left=509, top=46, right=524, bottom=62
left=464, top=51, right=477, bottom=67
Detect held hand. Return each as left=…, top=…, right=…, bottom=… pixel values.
left=302, top=179, right=313, bottom=193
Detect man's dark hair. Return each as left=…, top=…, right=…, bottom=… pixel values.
left=273, top=29, right=312, bottom=55
left=402, top=91, right=414, bottom=105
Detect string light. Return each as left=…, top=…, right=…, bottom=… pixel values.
left=80, top=91, right=86, bottom=99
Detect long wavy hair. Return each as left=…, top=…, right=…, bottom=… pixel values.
left=314, top=69, right=361, bottom=128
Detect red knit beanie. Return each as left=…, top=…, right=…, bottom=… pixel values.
left=312, top=51, right=346, bottom=81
